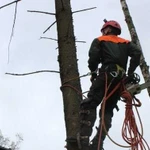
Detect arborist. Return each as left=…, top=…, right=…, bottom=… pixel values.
left=78, top=20, right=141, bottom=150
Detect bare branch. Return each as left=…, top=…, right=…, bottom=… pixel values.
left=82, top=91, right=89, bottom=94
left=40, top=37, right=58, bottom=41
left=8, top=1, right=18, bottom=63
left=40, top=37, right=86, bottom=43
left=27, top=10, right=55, bottom=16
left=43, top=21, right=56, bottom=34
left=76, top=40, right=86, bottom=43
left=6, top=70, right=60, bottom=76
left=72, top=7, right=96, bottom=14
left=0, top=0, right=21, bottom=10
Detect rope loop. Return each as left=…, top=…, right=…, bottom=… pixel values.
left=97, top=73, right=150, bottom=150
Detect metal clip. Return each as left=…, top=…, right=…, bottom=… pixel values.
left=110, top=71, right=118, bottom=77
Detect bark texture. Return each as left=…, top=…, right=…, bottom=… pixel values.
left=120, top=0, right=150, bottom=96
left=55, top=0, right=82, bottom=150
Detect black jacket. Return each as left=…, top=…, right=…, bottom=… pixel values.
left=88, top=35, right=141, bottom=75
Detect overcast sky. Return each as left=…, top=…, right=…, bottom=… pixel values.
left=0, top=0, right=150, bottom=150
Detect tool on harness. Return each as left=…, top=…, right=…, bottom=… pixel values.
left=90, top=72, right=97, bottom=82
left=109, top=71, right=118, bottom=77
left=90, top=70, right=98, bottom=82
left=125, top=73, right=145, bottom=95
left=125, top=73, right=140, bottom=84
left=127, top=79, right=150, bottom=95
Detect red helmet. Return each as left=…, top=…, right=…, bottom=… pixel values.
left=101, top=20, right=121, bottom=35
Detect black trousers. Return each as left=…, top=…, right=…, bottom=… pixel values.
left=79, top=70, right=121, bottom=149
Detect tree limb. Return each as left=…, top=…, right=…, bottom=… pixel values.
left=76, top=40, right=86, bottom=43
left=40, top=37, right=58, bottom=41
left=0, top=0, right=21, bottom=10
left=40, top=37, right=86, bottom=43
left=8, top=2, right=18, bottom=63
left=27, top=10, right=55, bottom=16
left=43, top=21, right=56, bottom=34
left=72, top=7, right=96, bottom=14
left=6, top=70, right=60, bottom=76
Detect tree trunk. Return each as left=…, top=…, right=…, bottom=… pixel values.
left=55, top=0, right=82, bottom=150
left=120, top=0, right=150, bottom=96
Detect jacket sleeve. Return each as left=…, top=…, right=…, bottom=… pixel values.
left=88, top=38, right=101, bottom=72
left=127, top=42, right=141, bottom=75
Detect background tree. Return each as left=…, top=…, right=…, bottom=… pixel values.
left=0, top=131, right=23, bottom=150
left=120, top=0, right=150, bottom=96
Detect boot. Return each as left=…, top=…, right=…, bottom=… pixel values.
left=90, top=113, right=112, bottom=150
left=79, top=98, right=97, bottom=150
left=80, top=137, right=90, bottom=150
left=89, top=128, right=105, bottom=150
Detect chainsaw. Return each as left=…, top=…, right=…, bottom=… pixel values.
left=127, top=76, right=150, bottom=95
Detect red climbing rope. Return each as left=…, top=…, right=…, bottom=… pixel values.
left=98, top=73, right=150, bottom=150
left=121, top=88, right=150, bottom=150
left=97, top=73, right=122, bottom=150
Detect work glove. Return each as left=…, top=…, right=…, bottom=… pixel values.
left=90, top=72, right=97, bottom=82
left=126, top=73, right=140, bottom=84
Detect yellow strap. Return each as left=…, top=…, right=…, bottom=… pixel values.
left=116, top=64, right=125, bottom=74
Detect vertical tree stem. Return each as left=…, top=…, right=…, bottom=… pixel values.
left=120, top=0, right=150, bottom=96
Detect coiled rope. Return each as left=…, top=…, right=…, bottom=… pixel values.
left=99, top=73, right=150, bottom=150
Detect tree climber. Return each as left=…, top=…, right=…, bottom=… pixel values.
left=78, top=20, right=141, bottom=150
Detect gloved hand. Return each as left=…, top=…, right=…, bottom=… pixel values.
left=126, top=73, right=140, bottom=84
left=90, top=72, right=97, bottom=82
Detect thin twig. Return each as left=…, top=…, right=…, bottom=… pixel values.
left=43, top=21, right=56, bottom=34
left=76, top=40, right=86, bottom=43
left=72, top=7, right=96, bottom=14
left=40, top=37, right=58, bottom=41
left=82, top=91, right=89, bottom=94
left=40, top=37, right=86, bottom=43
left=8, top=1, right=18, bottom=64
left=0, top=0, right=21, bottom=10
left=6, top=70, right=60, bottom=76
left=27, top=10, right=55, bottom=15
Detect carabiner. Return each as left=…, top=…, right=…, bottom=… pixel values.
left=110, top=71, right=118, bottom=77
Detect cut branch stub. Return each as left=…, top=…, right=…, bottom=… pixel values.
left=40, top=37, right=58, bottom=41
left=40, top=37, right=86, bottom=43
left=27, top=10, right=55, bottom=16
left=43, top=21, right=57, bottom=34
left=72, top=7, right=96, bottom=14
